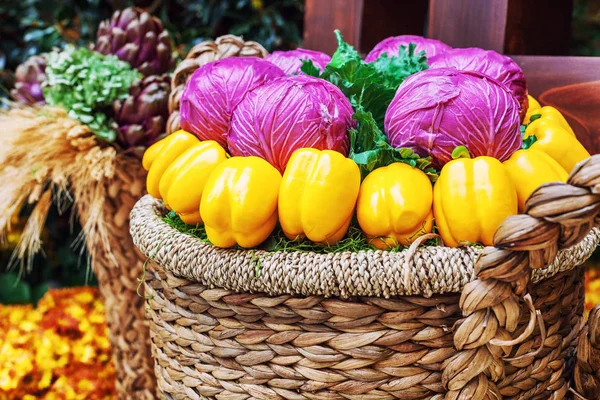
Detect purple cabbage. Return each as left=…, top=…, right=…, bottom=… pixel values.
left=384, top=68, right=522, bottom=167
left=180, top=57, right=285, bottom=147
left=428, top=48, right=528, bottom=116
left=365, top=35, right=451, bottom=62
left=228, top=75, right=354, bottom=172
left=265, top=48, right=331, bottom=75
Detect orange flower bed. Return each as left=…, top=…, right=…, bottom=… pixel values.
left=0, top=287, right=116, bottom=399
left=585, top=265, right=600, bottom=314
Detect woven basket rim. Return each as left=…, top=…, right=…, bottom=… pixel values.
left=130, top=194, right=600, bottom=299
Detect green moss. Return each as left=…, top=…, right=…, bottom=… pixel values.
left=163, top=211, right=442, bottom=253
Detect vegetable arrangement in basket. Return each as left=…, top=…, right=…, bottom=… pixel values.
left=144, top=30, right=591, bottom=251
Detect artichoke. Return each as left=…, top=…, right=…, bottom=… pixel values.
left=95, top=7, right=174, bottom=76
left=113, top=74, right=170, bottom=158
left=11, top=55, right=47, bottom=105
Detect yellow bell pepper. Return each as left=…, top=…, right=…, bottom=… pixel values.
left=523, top=95, right=541, bottom=124
left=524, top=108, right=590, bottom=173
left=142, top=130, right=199, bottom=198
left=158, top=141, right=228, bottom=224
left=356, top=163, right=433, bottom=249
left=503, top=149, right=568, bottom=213
left=525, top=105, right=575, bottom=136
left=200, top=156, right=282, bottom=248
left=278, top=148, right=360, bottom=245
left=433, top=148, right=518, bottom=247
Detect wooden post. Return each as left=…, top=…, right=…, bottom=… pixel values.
left=303, top=0, right=364, bottom=55
left=428, top=0, right=510, bottom=52
left=427, top=0, right=574, bottom=54
left=303, top=0, right=429, bottom=55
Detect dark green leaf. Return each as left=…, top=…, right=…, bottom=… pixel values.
left=349, top=109, right=438, bottom=181
left=300, top=59, right=321, bottom=77
left=318, top=31, right=394, bottom=129
left=0, top=273, right=31, bottom=304
left=371, top=43, right=428, bottom=88
left=32, top=282, right=50, bottom=304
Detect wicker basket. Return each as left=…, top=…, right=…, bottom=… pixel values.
left=130, top=154, right=600, bottom=399
left=80, top=162, right=156, bottom=399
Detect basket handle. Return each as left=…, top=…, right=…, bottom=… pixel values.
left=573, top=306, right=600, bottom=399
left=443, top=154, right=600, bottom=399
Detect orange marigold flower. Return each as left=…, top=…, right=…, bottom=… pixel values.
left=0, top=287, right=116, bottom=399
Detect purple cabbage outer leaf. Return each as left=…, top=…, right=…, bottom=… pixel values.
left=428, top=47, right=528, bottom=116
left=180, top=57, right=285, bottom=148
left=95, top=7, right=174, bottom=76
left=113, top=74, right=170, bottom=159
left=365, top=35, right=451, bottom=63
left=265, top=48, right=331, bottom=75
left=11, top=55, right=47, bottom=105
left=228, top=74, right=355, bottom=173
left=384, top=67, right=522, bottom=168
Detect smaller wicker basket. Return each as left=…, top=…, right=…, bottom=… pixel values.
left=131, top=154, right=600, bottom=399
left=80, top=162, right=156, bottom=399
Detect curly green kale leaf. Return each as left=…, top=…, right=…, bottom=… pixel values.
left=43, top=45, right=141, bottom=142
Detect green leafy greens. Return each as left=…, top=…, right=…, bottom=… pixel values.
left=301, top=30, right=436, bottom=180
left=43, top=45, right=141, bottom=142
left=163, top=211, right=432, bottom=254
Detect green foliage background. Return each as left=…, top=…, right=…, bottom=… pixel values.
left=0, top=0, right=304, bottom=73
left=571, top=0, right=600, bottom=56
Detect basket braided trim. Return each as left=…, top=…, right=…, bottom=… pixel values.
left=167, top=34, right=268, bottom=134
left=444, top=154, right=600, bottom=399
left=129, top=194, right=599, bottom=299
left=144, top=262, right=586, bottom=399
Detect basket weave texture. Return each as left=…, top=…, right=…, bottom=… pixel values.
left=146, top=262, right=583, bottom=399
left=82, top=166, right=156, bottom=399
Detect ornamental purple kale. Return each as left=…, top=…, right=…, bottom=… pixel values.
left=365, top=35, right=451, bottom=62
left=95, top=7, right=173, bottom=76
left=11, top=56, right=47, bottom=105
left=113, top=74, right=170, bottom=158
left=384, top=68, right=522, bottom=168
left=228, top=75, right=354, bottom=173
left=428, top=47, right=528, bottom=118
left=179, top=57, right=285, bottom=148
left=265, top=48, right=331, bottom=75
